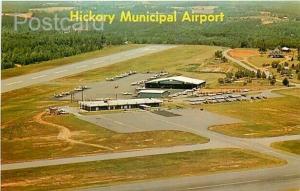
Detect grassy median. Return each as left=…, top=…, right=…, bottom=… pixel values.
left=1, top=148, right=285, bottom=191
left=271, top=140, right=300, bottom=155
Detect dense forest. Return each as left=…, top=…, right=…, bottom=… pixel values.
left=2, top=1, right=300, bottom=69
left=2, top=31, right=107, bottom=69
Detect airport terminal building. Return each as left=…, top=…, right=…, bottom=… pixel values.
left=79, top=98, right=162, bottom=111
left=145, top=76, right=206, bottom=89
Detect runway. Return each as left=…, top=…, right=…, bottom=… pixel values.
left=78, top=167, right=300, bottom=191
left=1, top=45, right=176, bottom=93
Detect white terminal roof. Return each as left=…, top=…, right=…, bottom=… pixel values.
left=80, top=98, right=162, bottom=107
left=147, top=76, right=205, bottom=85
left=138, top=89, right=168, bottom=94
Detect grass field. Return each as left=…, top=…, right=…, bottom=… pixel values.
left=271, top=140, right=300, bottom=155
left=1, top=93, right=208, bottom=163
left=2, top=45, right=290, bottom=162
left=1, top=44, right=142, bottom=79
left=247, top=54, right=285, bottom=68
left=204, top=88, right=300, bottom=138
left=1, top=148, right=285, bottom=191
left=245, top=51, right=300, bottom=84
left=2, top=45, right=225, bottom=163
left=54, top=45, right=227, bottom=85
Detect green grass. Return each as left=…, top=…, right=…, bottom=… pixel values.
left=203, top=88, right=300, bottom=138
left=248, top=54, right=285, bottom=68
left=271, top=140, right=300, bottom=155
left=274, top=88, right=300, bottom=98
left=1, top=148, right=285, bottom=191
left=1, top=44, right=142, bottom=79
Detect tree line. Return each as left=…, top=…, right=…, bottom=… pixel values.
left=1, top=31, right=108, bottom=69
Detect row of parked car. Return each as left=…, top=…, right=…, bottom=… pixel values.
left=189, top=94, right=267, bottom=105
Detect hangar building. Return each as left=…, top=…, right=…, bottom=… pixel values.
left=79, top=98, right=162, bottom=111
left=145, top=76, right=206, bottom=89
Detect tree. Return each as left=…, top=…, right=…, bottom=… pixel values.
left=271, top=61, right=279, bottom=68
left=298, top=72, right=300, bottom=80
left=215, top=50, right=223, bottom=58
left=226, top=72, right=234, bottom=79
left=241, top=41, right=249, bottom=48
left=282, top=78, right=289, bottom=86
left=277, top=64, right=282, bottom=73
left=221, top=56, right=228, bottom=63
left=256, top=69, right=262, bottom=78
left=262, top=72, right=267, bottom=79
left=258, top=39, right=267, bottom=53
left=218, top=78, right=225, bottom=84
left=270, top=76, right=276, bottom=85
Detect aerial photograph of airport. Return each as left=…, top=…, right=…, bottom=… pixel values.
left=1, top=1, right=300, bottom=191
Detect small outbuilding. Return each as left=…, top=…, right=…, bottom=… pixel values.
left=79, top=98, right=162, bottom=111
left=138, top=89, right=170, bottom=98
left=145, top=76, right=206, bottom=89
left=281, top=47, right=291, bottom=52
left=269, top=48, right=284, bottom=58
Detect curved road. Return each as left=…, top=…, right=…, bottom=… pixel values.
left=222, top=49, right=258, bottom=73
left=1, top=45, right=176, bottom=93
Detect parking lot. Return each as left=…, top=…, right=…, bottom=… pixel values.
left=183, top=90, right=284, bottom=105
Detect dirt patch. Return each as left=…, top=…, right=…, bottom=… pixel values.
left=33, top=112, right=113, bottom=151
left=228, top=49, right=259, bottom=60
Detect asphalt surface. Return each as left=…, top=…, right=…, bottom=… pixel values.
left=73, top=109, right=241, bottom=133
left=77, top=165, right=300, bottom=191
left=1, top=45, right=176, bottom=93
left=57, top=73, right=154, bottom=101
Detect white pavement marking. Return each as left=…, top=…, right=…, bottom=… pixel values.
left=186, top=180, right=261, bottom=190
left=31, top=75, right=47, bottom=80
left=54, top=70, right=68, bottom=74
left=283, top=174, right=298, bottom=177
left=6, top=81, right=23, bottom=86
left=76, top=65, right=88, bottom=68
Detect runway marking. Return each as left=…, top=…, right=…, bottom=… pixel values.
left=95, top=115, right=143, bottom=132
left=6, top=81, right=23, bottom=86
left=93, top=61, right=104, bottom=65
left=186, top=180, right=261, bottom=190
left=76, top=65, right=88, bottom=68
left=54, top=70, right=68, bottom=74
left=32, top=75, right=47, bottom=79
left=283, top=173, right=298, bottom=177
